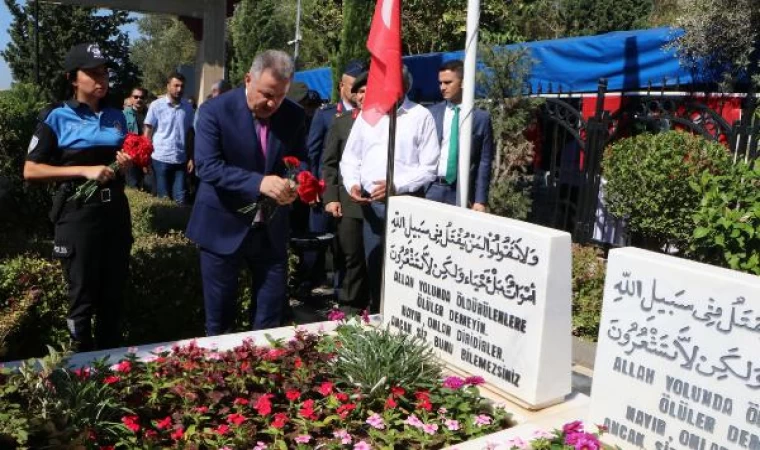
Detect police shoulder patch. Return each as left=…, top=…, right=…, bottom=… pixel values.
left=27, top=136, right=39, bottom=154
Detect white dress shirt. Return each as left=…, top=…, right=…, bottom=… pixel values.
left=437, top=101, right=460, bottom=177
left=340, top=98, right=439, bottom=195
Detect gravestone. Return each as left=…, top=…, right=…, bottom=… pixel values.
left=381, top=197, right=572, bottom=409
left=590, top=247, right=760, bottom=450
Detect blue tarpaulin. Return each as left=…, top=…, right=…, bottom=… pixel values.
left=295, top=27, right=699, bottom=102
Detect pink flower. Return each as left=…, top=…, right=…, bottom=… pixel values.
left=442, top=376, right=465, bottom=389
left=503, top=437, right=528, bottom=449
left=532, top=429, right=555, bottom=439
left=295, top=434, right=312, bottom=444
left=565, top=432, right=600, bottom=450
left=422, top=423, right=439, bottom=435
left=563, top=420, right=584, bottom=435
left=474, top=414, right=492, bottom=426
left=361, top=309, right=370, bottom=324
left=465, top=376, right=485, bottom=386
left=253, top=442, right=268, bottom=450
left=334, top=429, right=353, bottom=444
left=327, top=308, right=346, bottom=321
left=437, top=407, right=448, bottom=415
left=354, top=441, right=372, bottom=450
left=445, top=419, right=460, bottom=431
left=73, top=367, right=91, bottom=379
left=366, top=413, right=385, bottom=429
left=194, top=406, right=209, bottom=414
left=404, top=414, right=424, bottom=429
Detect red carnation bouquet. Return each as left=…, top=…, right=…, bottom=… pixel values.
left=69, top=133, right=154, bottom=201
left=238, top=156, right=326, bottom=219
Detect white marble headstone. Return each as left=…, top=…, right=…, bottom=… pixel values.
left=590, top=247, right=760, bottom=450
left=381, top=197, right=572, bottom=409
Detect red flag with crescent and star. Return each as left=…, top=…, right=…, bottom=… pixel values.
left=363, top=0, right=402, bottom=126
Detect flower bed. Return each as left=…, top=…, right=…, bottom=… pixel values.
left=0, top=320, right=514, bottom=449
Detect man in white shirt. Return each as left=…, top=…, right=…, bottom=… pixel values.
left=340, top=67, right=439, bottom=311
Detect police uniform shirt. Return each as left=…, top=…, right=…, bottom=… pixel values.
left=26, top=100, right=127, bottom=168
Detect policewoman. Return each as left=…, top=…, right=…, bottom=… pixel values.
left=23, top=43, right=133, bottom=352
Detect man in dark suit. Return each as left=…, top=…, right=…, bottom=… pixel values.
left=186, top=50, right=306, bottom=335
left=303, top=61, right=366, bottom=296
left=426, top=60, right=494, bottom=211
left=321, top=71, right=369, bottom=311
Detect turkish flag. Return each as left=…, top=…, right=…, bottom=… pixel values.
left=363, top=0, right=402, bottom=126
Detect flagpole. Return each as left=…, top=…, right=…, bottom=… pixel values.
left=457, top=0, right=480, bottom=208
left=379, top=100, right=398, bottom=313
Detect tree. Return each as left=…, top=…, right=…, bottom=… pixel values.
left=1, top=1, right=139, bottom=103
left=228, top=0, right=291, bottom=85
left=670, top=0, right=760, bottom=89
left=130, top=15, right=197, bottom=95
left=562, top=0, right=653, bottom=37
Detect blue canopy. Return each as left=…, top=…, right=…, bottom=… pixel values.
left=295, top=27, right=700, bottom=102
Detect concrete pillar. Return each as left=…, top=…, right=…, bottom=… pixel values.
left=196, top=0, right=226, bottom=105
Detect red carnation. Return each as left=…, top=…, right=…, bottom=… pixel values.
left=283, top=156, right=301, bottom=169
left=296, top=170, right=325, bottom=204
left=122, top=133, right=154, bottom=169
left=271, top=412, right=288, bottom=429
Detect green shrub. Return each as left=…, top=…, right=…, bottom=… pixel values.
left=0, top=83, right=52, bottom=237
left=125, top=188, right=191, bottom=237
left=603, top=131, right=733, bottom=251
left=0, top=256, right=68, bottom=360
left=689, top=159, right=760, bottom=275
left=571, top=244, right=606, bottom=341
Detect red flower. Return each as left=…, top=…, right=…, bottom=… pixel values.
left=294, top=357, right=303, bottom=369
left=318, top=381, right=334, bottom=396
left=283, top=156, right=301, bottom=168
left=285, top=389, right=301, bottom=401
left=155, top=416, right=172, bottom=430
left=122, top=133, right=154, bottom=169
left=254, top=394, right=273, bottom=416
left=337, top=402, right=357, bottom=419
left=227, top=413, right=247, bottom=426
left=415, top=390, right=432, bottom=411
left=299, top=399, right=318, bottom=420
left=73, top=367, right=91, bottom=379
left=335, top=392, right=349, bottom=403
left=214, top=424, right=230, bottom=435
left=121, top=415, right=140, bottom=433
left=144, top=430, right=158, bottom=439
left=385, top=396, right=397, bottom=409
left=295, top=170, right=325, bottom=203
left=103, top=375, right=120, bottom=385
left=170, top=426, right=184, bottom=440
left=271, top=412, right=288, bottom=429
left=194, top=406, right=209, bottom=414
left=233, top=397, right=249, bottom=406
left=114, top=360, right=132, bottom=373
left=391, top=386, right=406, bottom=397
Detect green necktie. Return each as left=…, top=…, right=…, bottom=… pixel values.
left=445, top=105, right=460, bottom=184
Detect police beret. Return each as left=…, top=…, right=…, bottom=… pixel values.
left=343, top=60, right=366, bottom=78
left=351, top=71, right=368, bottom=93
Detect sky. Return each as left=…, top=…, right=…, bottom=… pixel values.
left=0, top=2, right=141, bottom=90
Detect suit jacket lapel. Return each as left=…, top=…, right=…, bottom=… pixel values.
left=237, top=90, right=266, bottom=171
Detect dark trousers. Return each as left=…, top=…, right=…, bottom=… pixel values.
left=152, top=159, right=186, bottom=205
left=200, top=228, right=287, bottom=335
left=302, top=208, right=330, bottom=289
left=334, top=215, right=368, bottom=307
left=425, top=180, right=457, bottom=205
left=54, top=194, right=132, bottom=351
left=362, top=201, right=386, bottom=313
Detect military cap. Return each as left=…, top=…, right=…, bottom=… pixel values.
left=351, top=71, right=369, bottom=93
left=343, top=60, right=366, bottom=78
